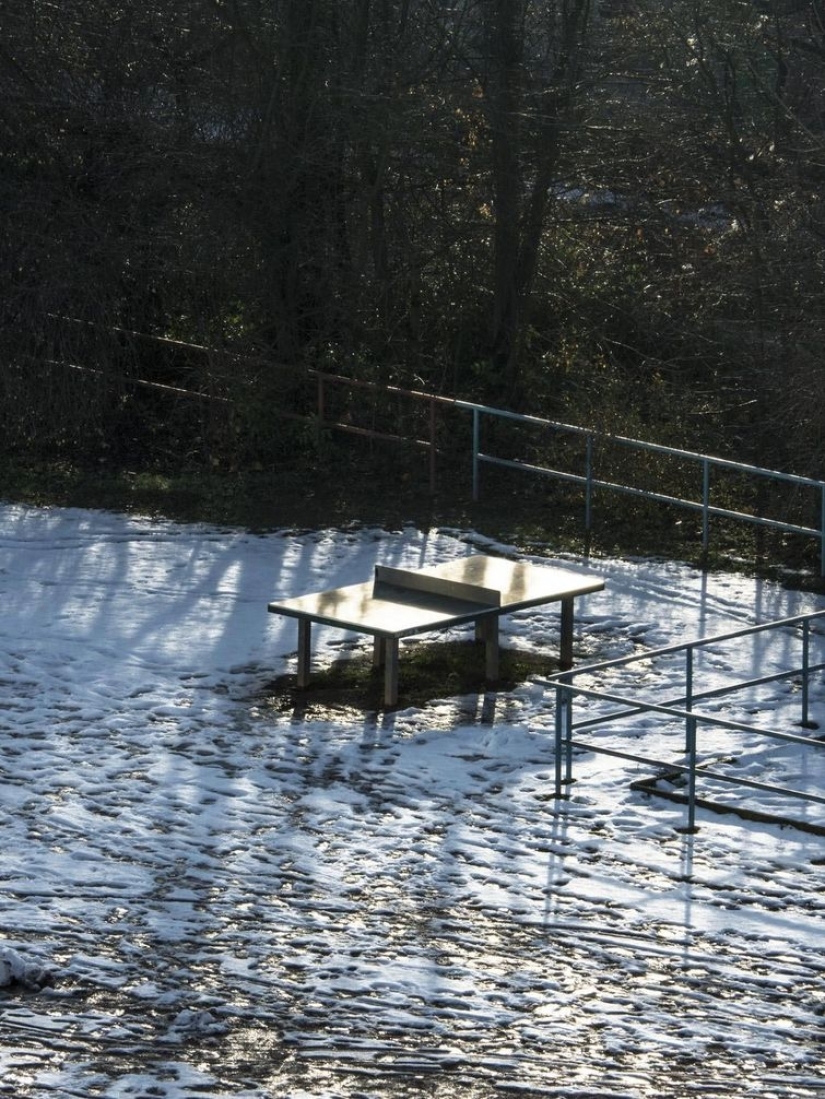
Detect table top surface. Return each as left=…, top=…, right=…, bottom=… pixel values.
left=267, top=554, right=604, bottom=639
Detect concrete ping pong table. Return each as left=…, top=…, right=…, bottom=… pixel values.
left=267, top=554, right=605, bottom=707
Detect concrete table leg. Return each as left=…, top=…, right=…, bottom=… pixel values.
left=559, top=597, right=574, bottom=669
left=297, top=619, right=312, bottom=687
left=383, top=637, right=399, bottom=707
left=484, top=615, right=500, bottom=681
left=373, top=636, right=386, bottom=668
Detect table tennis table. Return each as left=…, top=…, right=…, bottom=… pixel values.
left=267, top=554, right=604, bottom=706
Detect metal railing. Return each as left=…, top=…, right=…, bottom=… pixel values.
left=314, top=371, right=449, bottom=493
left=311, top=376, right=825, bottom=575
left=547, top=610, right=825, bottom=834
left=31, top=327, right=825, bottom=574
left=462, top=402, right=825, bottom=577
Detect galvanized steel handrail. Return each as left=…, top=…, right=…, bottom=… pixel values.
left=308, top=375, right=825, bottom=575
left=462, top=401, right=825, bottom=576
left=547, top=608, right=825, bottom=833
left=35, top=327, right=825, bottom=574
left=100, top=348, right=818, bottom=576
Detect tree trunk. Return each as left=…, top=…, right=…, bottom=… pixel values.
left=487, top=0, right=527, bottom=393
left=484, top=0, right=591, bottom=402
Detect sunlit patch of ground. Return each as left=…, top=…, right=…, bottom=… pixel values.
left=261, top=638, right=558, bottom=717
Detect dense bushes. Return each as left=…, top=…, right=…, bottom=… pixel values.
left=1, top=0, right=823, bottom=476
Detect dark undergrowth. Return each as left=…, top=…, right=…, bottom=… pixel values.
left=1, top=441, right=823, bottom=592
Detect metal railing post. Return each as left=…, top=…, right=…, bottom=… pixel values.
left=685, top=714, right=698, bottom=833
left=585, top=434, right=594, bottom=537
left=564, top=684, right=574, bottom=785
left=802, top=619, right=812, bottom=728
left=472, top=408, right=481, bottom=502
left=685, top=646, right=694, bottom=712
left=702, top=459, right=710, bottom=561
left=429, top=399, right=436, bottom=494
left=554, top=683, right=574, bottom=797
left=554, top=685, right=564, bottom=797
left=547, top=607, right=825, bottom=837
left=682, top=644, right=699, bottom=830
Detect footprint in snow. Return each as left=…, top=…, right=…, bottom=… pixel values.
left=170, top=1008, right=227, bottom=1035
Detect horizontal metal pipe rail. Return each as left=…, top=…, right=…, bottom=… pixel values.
left=547, top=609, right=825, bottom=833
left=313, top=371, right=449, bottom=494
left=31, top=334, right=825, bottom=572
left=550, top=610, right=825, bottom=678
left=310, top=379, right=825, bottom=574
left=463, top=402, right=825, bottom=576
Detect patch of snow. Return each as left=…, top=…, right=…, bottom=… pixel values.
left=0, top=503, right=824, bottom=1097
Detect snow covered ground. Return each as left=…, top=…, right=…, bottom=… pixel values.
left=1, top=503, right=825, bottom=1099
